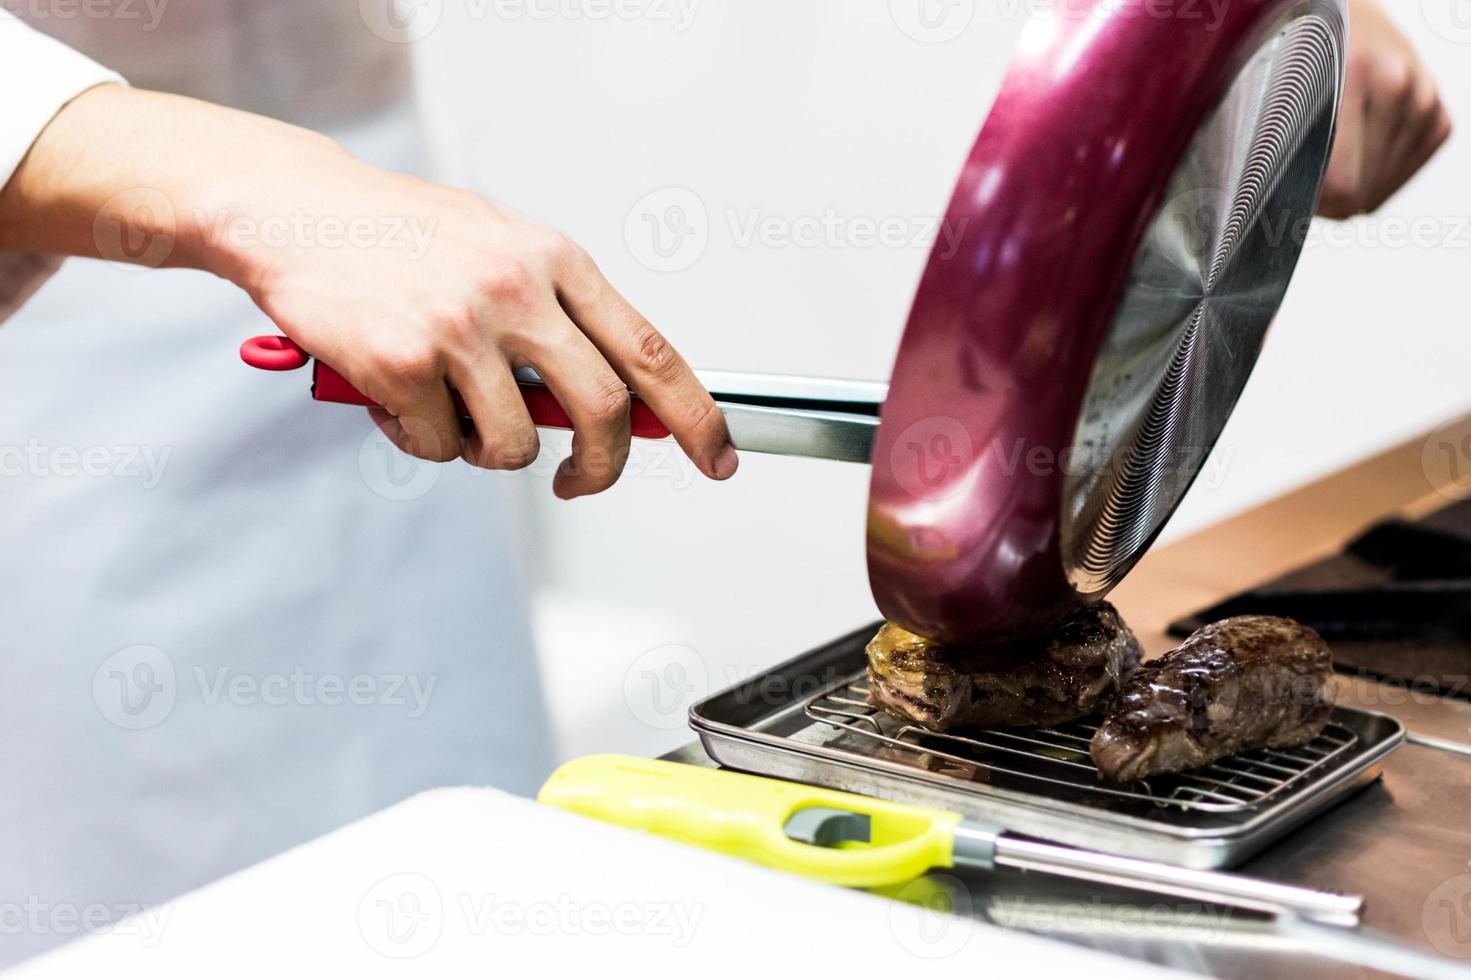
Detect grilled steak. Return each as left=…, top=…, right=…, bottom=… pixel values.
left=1090, top=616, right=1334, bottom=782
left=866, top=603, right=1142, bottom=731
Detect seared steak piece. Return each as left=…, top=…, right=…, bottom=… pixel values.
left=866, top=603, right=1141, bottom=731
left=1090, top=616, right=1334, bottom=782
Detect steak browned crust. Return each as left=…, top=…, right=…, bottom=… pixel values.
left=1090, top=616, right=1334, bottom=782
left=866, top=603, right=1142, bottom=732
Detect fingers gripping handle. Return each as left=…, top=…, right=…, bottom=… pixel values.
left=238, top=335, right=672, bottom=439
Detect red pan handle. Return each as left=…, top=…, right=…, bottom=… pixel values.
left=239, top=335, right=672, bottom=440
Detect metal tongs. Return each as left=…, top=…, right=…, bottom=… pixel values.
left=240, top=336, right=883, bottom=464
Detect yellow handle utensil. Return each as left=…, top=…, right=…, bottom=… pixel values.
left=537, top=754, right=960, bottom=888
left=538, top=754, right=1364, bottom=925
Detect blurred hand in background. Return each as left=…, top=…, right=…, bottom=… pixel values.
left=1318, top=0, right=1452, bottom=218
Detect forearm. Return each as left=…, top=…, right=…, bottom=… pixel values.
left=0, top=77, right=736, bottom=494
left=0, top=84, right=348, bottom=281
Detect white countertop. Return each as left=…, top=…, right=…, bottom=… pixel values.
left=13, top=786, right=1185, bottom=978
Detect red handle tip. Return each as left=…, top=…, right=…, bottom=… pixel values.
left=240, top=335, right=311, bottom=371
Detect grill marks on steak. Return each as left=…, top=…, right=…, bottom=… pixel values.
left=866, top=603, right=1142, bottom=732
left=1089, top=616, right=1334, bottom=782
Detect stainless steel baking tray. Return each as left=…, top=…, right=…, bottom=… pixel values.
left=689, top=623, right=1405, bottom=870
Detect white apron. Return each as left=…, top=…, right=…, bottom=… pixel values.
left=0, top=5, right=549, bottom=965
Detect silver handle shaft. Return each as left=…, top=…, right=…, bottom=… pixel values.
left=952, top=825, right=1362, bottom=925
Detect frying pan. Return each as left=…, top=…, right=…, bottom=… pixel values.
left=243, top=0, right=1345, bottom=643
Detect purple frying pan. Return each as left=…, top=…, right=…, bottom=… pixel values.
left=242, top=0, right=1345, bottom=644
left=868, top=0, right=1346, bottom=641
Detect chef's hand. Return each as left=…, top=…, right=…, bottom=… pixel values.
left=225, top=152, right=739, bottom=498
left=0, top=85, right=737, bottom=498
left=1317, top=0, right=1451, bottom=218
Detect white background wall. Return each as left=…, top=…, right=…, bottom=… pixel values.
left=408, top=0, right=1471, bottom=761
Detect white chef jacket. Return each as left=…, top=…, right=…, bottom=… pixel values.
left=0, top=9, right=550, bottom=967
left=0, top=12, right=121, bottom=319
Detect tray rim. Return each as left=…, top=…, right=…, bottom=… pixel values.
left=687, top=622, right=1406, bottom=867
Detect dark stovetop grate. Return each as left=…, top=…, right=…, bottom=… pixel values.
left=805, top=678, right=1358, bottom=816
left=1170, top=496, right=1471, bottom=696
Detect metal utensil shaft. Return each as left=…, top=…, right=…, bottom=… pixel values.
left=953, top=825, right=1362, bottom=925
